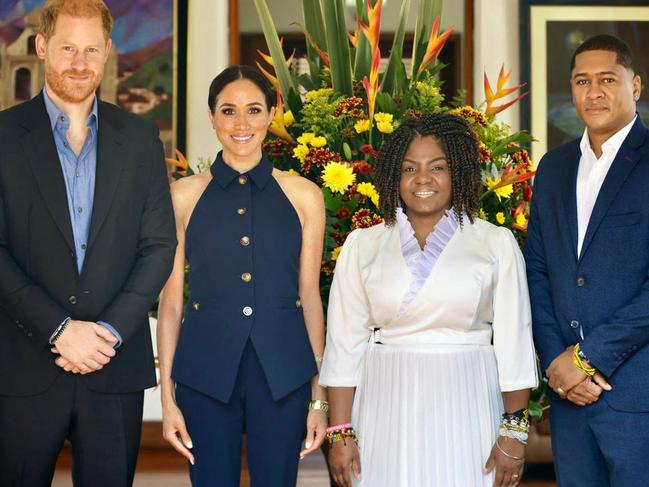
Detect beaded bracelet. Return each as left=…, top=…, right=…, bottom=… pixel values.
left=326, top=422, right=353, bottom=434
left=326, top=428, right=357, bottom=445
left=499, top=426, right=528, bottom=444
left=573, top=343, right=596, bottom=376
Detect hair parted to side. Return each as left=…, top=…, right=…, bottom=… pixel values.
left=208, top=65, right=275, bottom=113
left=570, top=34, right=635, bottom=73
left=375, top=113, right=482, bottom=227
left=39, top=0, right=113, bottom=40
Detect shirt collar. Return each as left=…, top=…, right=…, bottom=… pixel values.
left=43, top=87, right=98, bottom=131
left=210, top=151, right=273, bottom=189
left=579, top=114, right=637, bottom=158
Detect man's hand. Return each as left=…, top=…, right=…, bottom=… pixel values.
left=565, top=371, right=611, bottom=406
left=51, top=321, right=118, bottom=374
left=547, top=347, right=612, bottom=399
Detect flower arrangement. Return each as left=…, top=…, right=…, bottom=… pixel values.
left=253, top=0, right=536, bottom=306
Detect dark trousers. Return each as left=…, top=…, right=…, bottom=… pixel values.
left=176, top=340, right=310, bottom=487
left=550, top=397, right=649, bottom=487
left=0, top=372, right=144, bottom=487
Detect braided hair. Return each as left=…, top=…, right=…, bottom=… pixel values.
left=374, top=113, right=482, bottom=227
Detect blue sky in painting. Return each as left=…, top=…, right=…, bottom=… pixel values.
left=0, top=0, right=172, bottom=54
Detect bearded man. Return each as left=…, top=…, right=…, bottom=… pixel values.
left=0, top=1, right=176, bottom=485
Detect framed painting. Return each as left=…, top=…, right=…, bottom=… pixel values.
left=520, top=1, right=649, bottom=162
left=0, top=0, right=186, bottom=155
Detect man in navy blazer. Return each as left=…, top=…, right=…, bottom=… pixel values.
left=0, top=1, right=175, bottom=485
left=525, top=34, right=649, bottom=486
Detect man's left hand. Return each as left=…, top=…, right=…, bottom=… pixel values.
left=546, top=347, right=587, bottom=397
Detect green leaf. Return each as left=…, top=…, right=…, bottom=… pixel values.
left=411, top=0, right=443, bottom=77
left=380, top=0, right=410, bottom=95
left=286, top=87, right=304, bottom=119
left=322, top=0, right=354, bottom=96
left=353, top=29, right=371, bottom=80
left=376, top=92, right=398, bottom=114
left=323, top=188, right=344, bottom=212
left=302, top=0, right=327, bottom=79
left=252, top=0, right=297, bottom=102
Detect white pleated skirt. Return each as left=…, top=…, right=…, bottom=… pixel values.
left=351, top=342, right=503, bottom=487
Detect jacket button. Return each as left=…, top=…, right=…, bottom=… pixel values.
left=69, top=295, right=77, bottom=305
left=243, top=306, right=253, bottom=316
left=570, top=320, right=580, bottom=329
left=192, top=301, right=200, bottom=311
left=241, top=272, right=252, bottom=282
left=237, top=208, right=247, bottom=215
left=238, top=175, right=248, bottom=185
left=27, top=332, right=33, bottom=337
left=576, top=277, right=585, bottom=287
left=17, top=323, right=24, bottom=329
left=240, top=236, right=250, bottom=246
left=296, top=299, right=302, bottom=308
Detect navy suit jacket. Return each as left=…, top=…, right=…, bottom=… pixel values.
left=525, top=116, right=649, bottom=412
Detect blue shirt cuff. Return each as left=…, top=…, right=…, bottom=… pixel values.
left=97, top=321, right=123, bottom=349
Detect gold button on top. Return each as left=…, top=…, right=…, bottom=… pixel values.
left=295, top=299, right=302, bottom=308
left=237, top=208, right=247, bottom=215
left=240, top=236, right=250, bottom=246
left=238, top=175, right=248, bottom=185
left=192, top=301, right=200, bottom=311
left=241, top=272, right=252, bottom=282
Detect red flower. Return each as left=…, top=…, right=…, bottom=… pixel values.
left=360, top=144, right=379, bottom=159
left=352, top=160, right=373, bottom=174
left=337, top=207, right=352, bottom=219
left=351, top=208, right=383, bottom=229
left=478, top=144, right=491, bottom=163
left=523, top=182, right=533, bottom=202
left=301, top=147, right=342, bottom=172
left=334, top=97, right=363, bottom=117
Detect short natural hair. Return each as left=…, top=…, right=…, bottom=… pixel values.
left=39, top=0, right=113, bottom=40
left=570, top=34, right=635, bottom=73
left=375, top=113, right=482, bottom=227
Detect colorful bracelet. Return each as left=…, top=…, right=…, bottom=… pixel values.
left=573, top=343, right=596, bottom=376
left=499, top=426, right=529, bottom=444
left=326, top=427, right=357, bottom=445
left=326, top=422, right=353, bottom=434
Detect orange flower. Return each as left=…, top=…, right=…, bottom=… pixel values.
left=256, top=37, right=295, bottom=90
left=417, top=16, right=454, bottom=75
left=268, top=92, right=296, bottom=144
left=301, top=27, right=330, bottom=66
left=166, top=148, right=188, bottom=177
left=484, top=65, right=528, bottom=117
left=512, top=202, right=529, bottom=231
left=360, top=0, right=382, bottom=54
left=348, top=18, right=360, bottom=48
left=362, top=47, right=381, bottom=120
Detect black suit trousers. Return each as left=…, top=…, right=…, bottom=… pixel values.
left=0, top=372, right=144, bottom=487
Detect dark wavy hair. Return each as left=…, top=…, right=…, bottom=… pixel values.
left=207, top=65, right=275, bottom=112
left=374, top=113, right=482, bottom=227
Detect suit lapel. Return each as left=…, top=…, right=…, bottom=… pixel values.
left=20, top=95, right=75, bottom=251
left=579, top=118, right=647, bottom=260
left=87, top=103, right=127, bottom=248
left=561, top=142, right=580, bottom=261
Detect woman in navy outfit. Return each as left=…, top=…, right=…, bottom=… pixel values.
left=157, top=65, right=328, bottom=486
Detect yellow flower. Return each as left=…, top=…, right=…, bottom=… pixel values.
left=297, top=132, right=315, bottom=145
left=374, top=112, right=393, bottom=123
left=377, top=121, right=394, bottom=134
left=356, top=182, right=377, bottom=197
left=371, top=193, right=380, bottom=207
left=331, top=246, right=342, bottom=261
left=479, top=208, right=488, bottom=220
left=322, top=162, right=356, bottom=194
left=287, top=169, right=300, bottom=176
left=485, top=176, right=513, bottom=200
left=305, top=88, right=334, bottom=102
left=496, top=212, right=505, bottom=225
left=283, top=110, right=295, bottom=127
left=293, top=144, right=309, bottom=162
left=515, top=212, right=527, bottom=228
left=354, top=119, right=371, bottom=133
left=311, top=136, right=327, bottom=148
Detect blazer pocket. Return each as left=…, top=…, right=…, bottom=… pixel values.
left=600, top=212, right=641, bottom=229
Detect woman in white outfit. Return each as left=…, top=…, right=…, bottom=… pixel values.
left=320, top=113, right=538, bottom=487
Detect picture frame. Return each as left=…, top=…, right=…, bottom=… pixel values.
left=0, top=0, right=186, bottom=155
left=519, top=1, right=649, bottom=162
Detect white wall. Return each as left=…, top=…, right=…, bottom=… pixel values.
left=474, top=0, right=520, bottom=131
left=239, top=0, right=464, bottom=34
left=185, top=0, right=229, bottom=167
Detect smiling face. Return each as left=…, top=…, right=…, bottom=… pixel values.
left=399, top=135, right=452, bottom=226
left=36, top=14, right=110, bottom=105
left=571, top=49, right=641, bottom=146
left=208, top=78, right=275, bottom=166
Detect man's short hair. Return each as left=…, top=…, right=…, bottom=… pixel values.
left=39, top=0, right=113, bottom=40
left=570, top=34, right=635, bottom=73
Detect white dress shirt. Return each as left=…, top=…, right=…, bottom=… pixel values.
left=576, top=116, right=637, bottom=256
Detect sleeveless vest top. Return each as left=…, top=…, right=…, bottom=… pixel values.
left=172, top=152, right=317, bottom=402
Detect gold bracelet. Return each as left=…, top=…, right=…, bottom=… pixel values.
left=308, top=399, right=329, bottom=413
left=495, top=438, right=525, bottom=461
left=573, top=344, right=596, bottom=376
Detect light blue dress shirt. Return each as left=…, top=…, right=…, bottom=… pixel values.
left=43, top=88, right=123, bottom=347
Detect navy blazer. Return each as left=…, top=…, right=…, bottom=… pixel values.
left=525, top=116, right=649, bottom=412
